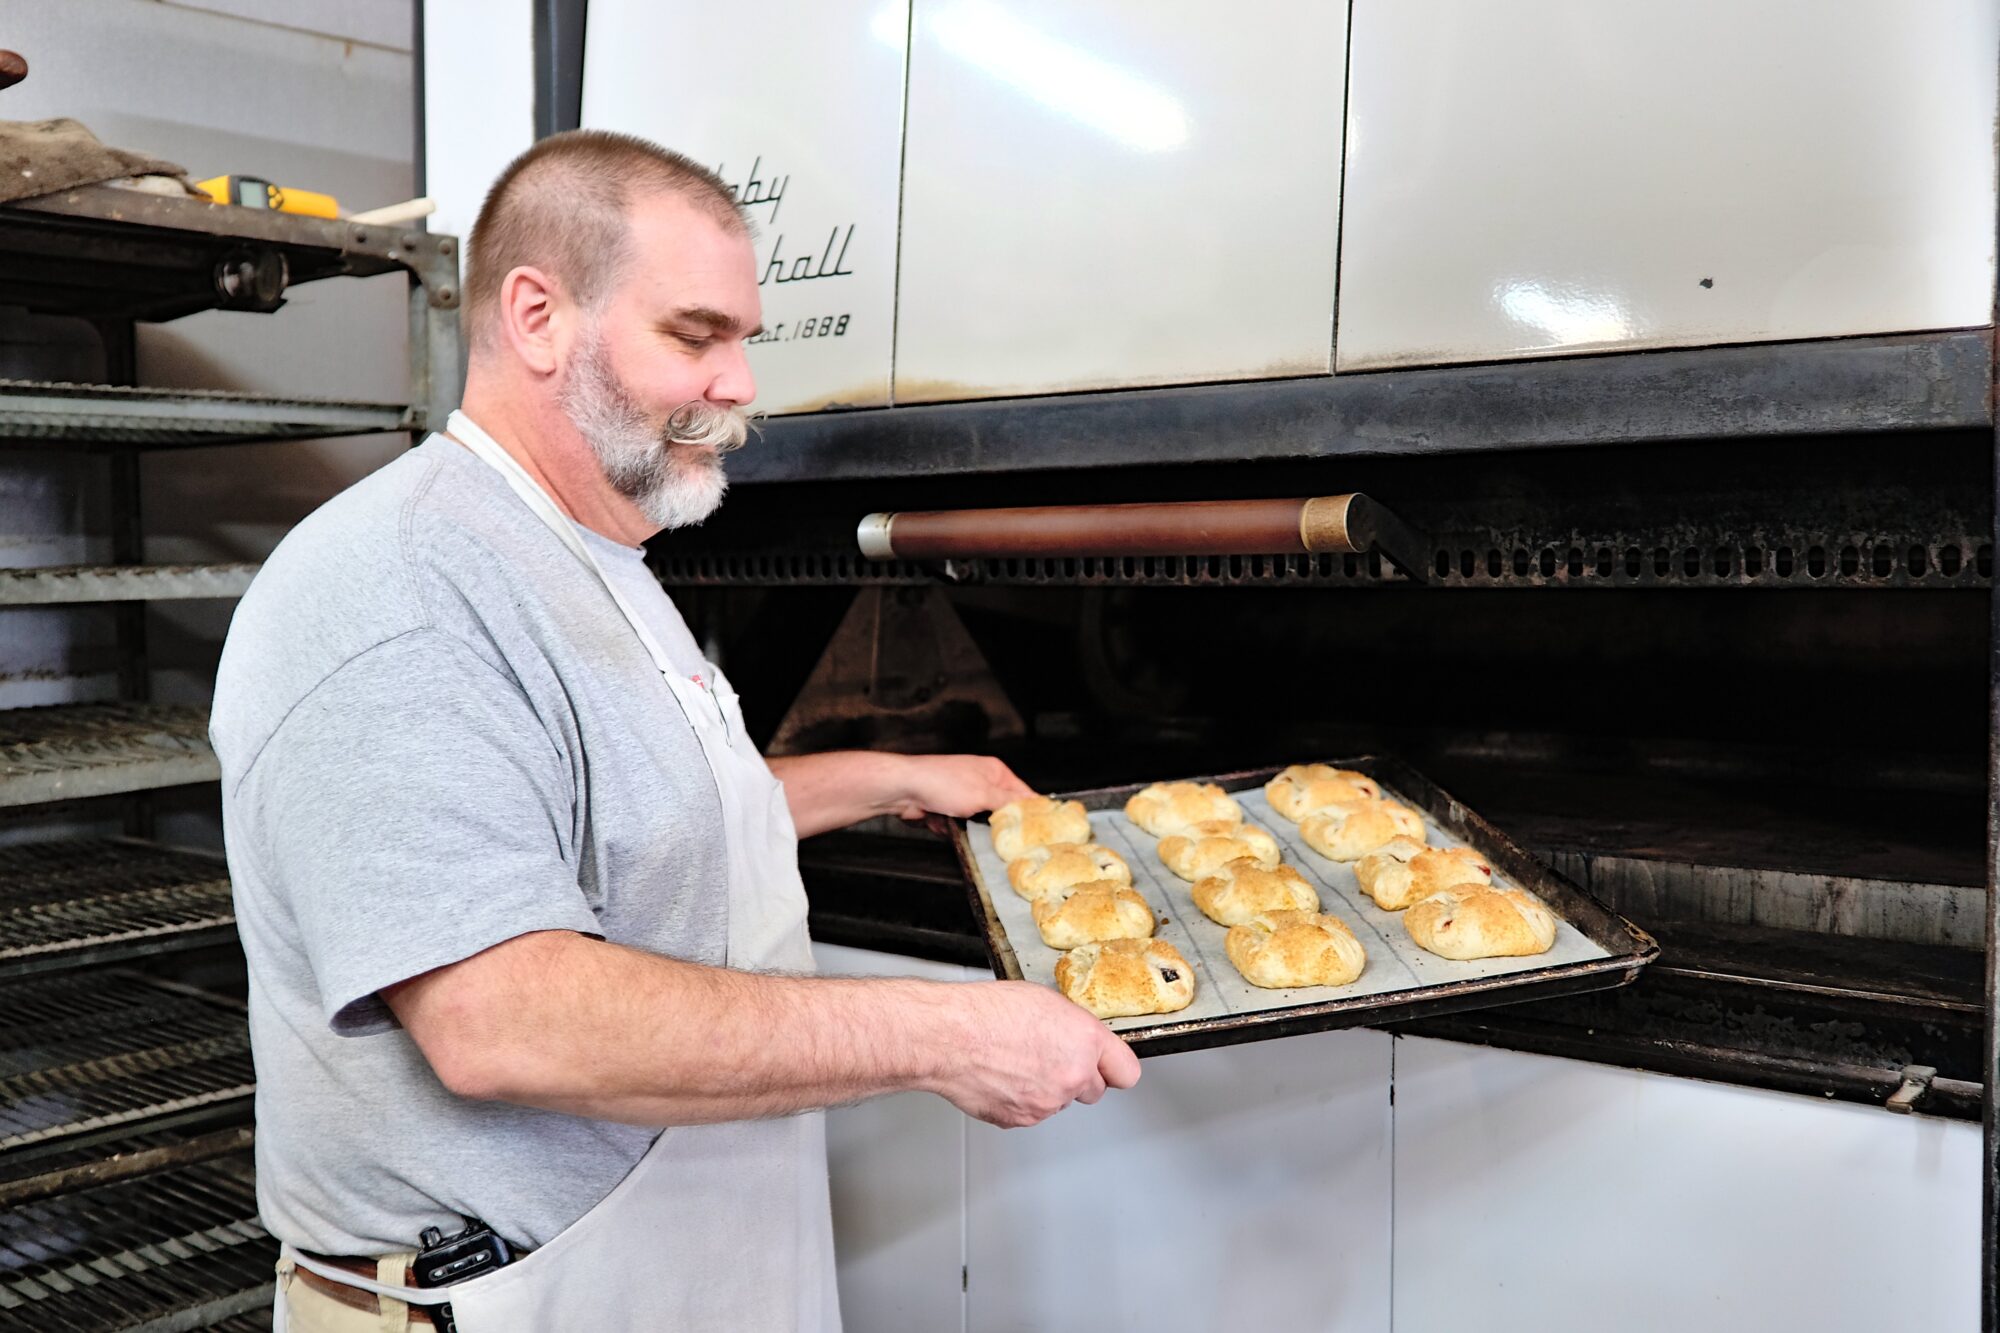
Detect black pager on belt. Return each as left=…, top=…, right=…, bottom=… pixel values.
left=414, top=1216, right=514, bottom=1333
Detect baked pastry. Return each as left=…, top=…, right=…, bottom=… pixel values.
left=1055, top=937, right=1196, bottom=1018
left=1225, top=909, right=1367, bottom=989
left=1403, top=885, right=1558, bottom=960
left=1031, top=881, right=1157, bottom=950
left=990, top=795, right=1091, bottom=861
left=1264, top=764, right=1383, bottom=822
left=1353, top=838, right=1494, bottom=911
left=1190, top=858, right=1320, bottom=926
left=1156, top=821, right=1282, bottom=881
left=1123, top=781, right=1244, bottom=837
left=1005, top=842, right=1133, bottom=901
left=1299, top=799, right=1426, bottom=861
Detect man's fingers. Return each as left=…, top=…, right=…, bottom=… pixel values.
left=1099, top=1037, right=1142, bottom=1090
left=1075, top=1070, right=1108, bottom=1105
left=894, top=755, right=1034, bottom=822
left=896, top=808, right=950, bottom=835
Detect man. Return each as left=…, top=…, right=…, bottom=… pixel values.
left=211, top=128, right=1139, bottom=1332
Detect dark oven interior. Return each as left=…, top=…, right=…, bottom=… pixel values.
left=655, top=426, right=1992, bottom=1119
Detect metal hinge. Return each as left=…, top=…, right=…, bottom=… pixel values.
left=1883, top=1064, right=1937, bottom=1114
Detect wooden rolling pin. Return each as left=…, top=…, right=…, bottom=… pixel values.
left=857, top=494, right=1429, bottom=581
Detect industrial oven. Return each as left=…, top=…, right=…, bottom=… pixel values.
left=651, top=348, right=1991, bottom=1316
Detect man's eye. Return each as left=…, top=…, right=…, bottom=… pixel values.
left=673, top=333, right=712, bottom=349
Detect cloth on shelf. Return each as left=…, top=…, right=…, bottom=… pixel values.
left=0, top=117, right=197, bottom=204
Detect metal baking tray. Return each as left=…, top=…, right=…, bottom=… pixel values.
left=954, top=758, right=1658, bottom=1057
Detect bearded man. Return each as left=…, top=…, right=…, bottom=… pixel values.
left=211, top=129, right=1138, bottom=1333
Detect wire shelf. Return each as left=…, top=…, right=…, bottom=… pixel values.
left=0, top=840, right=234, bottom=978
left=0, top=703, right=218, bottom=808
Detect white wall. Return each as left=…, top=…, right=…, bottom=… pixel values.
left=421, top=0, right=533, bottom=244
left=160, top=0, right=411, bottom=50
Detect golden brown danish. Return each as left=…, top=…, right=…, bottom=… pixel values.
left=1190, top=858, right=1321, bottom=926
left=1156, top=821, right=1282, bottom=881
left=1264, top=764, right=1383, bottom=821
left=1005, top=842, right=1133, bottom=901
left=1031, top=881, right=1157, bottom=950
left=1122, top=781, right=1244, bottom=837
left=990, top=795, right=1091, bottom=861
left=1298, top=799, right=1427, bottom=862
left=1055, top=937, right=1196, bottom=1018
left=1353, top=838, right=1494, bottom=911
left=1224, top=909, right=1368, bottom=988
left=1403, top=884, right=1558, bottom=960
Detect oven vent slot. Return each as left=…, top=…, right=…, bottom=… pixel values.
left=656, top=533, right=1993, bottom=589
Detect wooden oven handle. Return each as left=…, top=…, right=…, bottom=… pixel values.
left=857, top=495, right=1429, bottom=583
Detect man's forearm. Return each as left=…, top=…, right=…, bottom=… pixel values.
left=766, top=750, right=911, bottom=837
left=392, top=929, right=958, bottom=1125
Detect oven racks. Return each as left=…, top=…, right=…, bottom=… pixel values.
left=0, top=378, right=416, bottom=450
left=0, top=564, right=260, bottom=607
left=0, top=703, right=218, bottom=808
left=0, top=840, right=235, bottom=980
left=0, top=972, right=253, bottom=1162
left=0, top=1149, right=272, bottom=1332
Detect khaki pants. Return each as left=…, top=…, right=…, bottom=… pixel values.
left=274, top=1251, right=422, bottom=1332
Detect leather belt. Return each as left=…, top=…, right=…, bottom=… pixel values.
left=292, top=1251, right=434, bottom=1326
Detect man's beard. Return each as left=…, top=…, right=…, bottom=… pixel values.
left=557, top=331, right=750, bottom=531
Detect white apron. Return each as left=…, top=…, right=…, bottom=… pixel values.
left=276, top=411, right=840, bottom=1331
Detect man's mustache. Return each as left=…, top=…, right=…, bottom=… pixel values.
left=663, top=401, right=758, bottom=454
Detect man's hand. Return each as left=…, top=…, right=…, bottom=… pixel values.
left=886, top=753, right=1035, bottom=822
left=930, top=981, right=1143, bottom=1128
left=767, top=750, right=1037, bottom=837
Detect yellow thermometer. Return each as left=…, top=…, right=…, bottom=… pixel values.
left=195, top=175, right=341, bottom=219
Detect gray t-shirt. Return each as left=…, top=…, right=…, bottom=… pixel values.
left=576, top=524, right=707, bottom=681
left=211, top=435, right=736, bottom=1254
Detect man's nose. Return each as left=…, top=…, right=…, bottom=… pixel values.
left=709, top=342, right=757, bottom=408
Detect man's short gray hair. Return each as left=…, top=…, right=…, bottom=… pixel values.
left=463, top=129, right=749, bottom=349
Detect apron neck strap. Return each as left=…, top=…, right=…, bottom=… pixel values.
left=444, top=410, right=679, bottom=680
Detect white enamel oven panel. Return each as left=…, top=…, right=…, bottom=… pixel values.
left=1392, top=1036, right=1980, bottom=1333
left=582, top=1, right=908, bottom=414
left=813, top=943, right=977, bottom=1333
left=1337, top=0, right=2000, bottom=370
left=966, top=1027, right=1392, bottom=1331
left=813, top=944, right=1394, bottom=1332
left=894, top=0, right=1348, bottom=403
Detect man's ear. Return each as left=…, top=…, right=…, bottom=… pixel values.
left=498, top=265, right=565, bottom=376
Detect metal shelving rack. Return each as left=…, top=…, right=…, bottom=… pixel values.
left=0, top=182, right=461, bottom=1331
